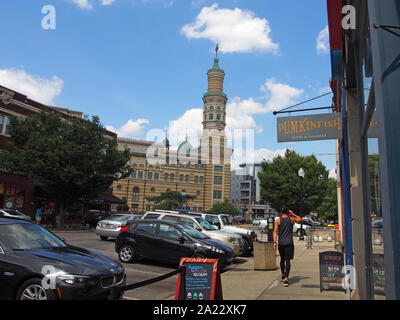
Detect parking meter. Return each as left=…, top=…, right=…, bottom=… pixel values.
left=267, top=218, right=274, bottom=242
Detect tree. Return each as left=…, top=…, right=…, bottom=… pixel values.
left=146, top=190, right=195, bottom=210
left=209, top=199, right=240, bottom=216
left=316, top=178, right=338, bottom=221
left=0, top=111, right=132, bottom=227
left=258, top=149, right=333, bottom=217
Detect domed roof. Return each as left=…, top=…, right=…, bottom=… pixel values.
left=177, top=139, right=194, bottom=154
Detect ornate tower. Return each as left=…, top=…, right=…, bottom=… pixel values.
left=200, top=46, right=232, bottom=211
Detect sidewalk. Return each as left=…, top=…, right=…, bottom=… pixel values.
left=221, top=239, right=347, bottom=300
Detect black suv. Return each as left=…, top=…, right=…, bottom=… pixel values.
left=115, top=219, right=234, bottom=269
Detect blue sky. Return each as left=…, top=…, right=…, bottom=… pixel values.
left=0, top=0, right=339, bottom=175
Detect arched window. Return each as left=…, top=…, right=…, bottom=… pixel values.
left=132, top=187, right=140, bottom=202
left=216, top=114, right=221, bottom=120
left=210, top=106, right=214, bottom=110
left=209, top=113, right=214, bottom=120
left=150, top=187, right=155, bottom=193
left=217, top=106, right=221, bottom=110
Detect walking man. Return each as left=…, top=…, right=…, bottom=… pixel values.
left=273, top=206, right=303, bottom=287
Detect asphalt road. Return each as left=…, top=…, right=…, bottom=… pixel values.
left=56, top=230, right=252, bottom=300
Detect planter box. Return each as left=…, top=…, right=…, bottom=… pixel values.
left=253, top=242, right=277, bottom=270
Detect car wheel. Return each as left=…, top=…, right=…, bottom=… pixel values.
left=100, top=236, right=108, bottom=241
left=118, top=244, right=136, bottom=263
left=241, top=239, right=252, bottom=257
left=17, top=278, right=54, bottom=300
left=297, top=229, right=306, bottom=237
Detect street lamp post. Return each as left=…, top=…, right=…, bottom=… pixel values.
left=298, top=168, right=305, bottom=241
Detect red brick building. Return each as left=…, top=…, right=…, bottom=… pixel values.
left=0, top=84, right=121, bottom=220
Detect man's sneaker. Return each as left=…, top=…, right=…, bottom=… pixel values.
left=284, top=280, right=289, bottom=287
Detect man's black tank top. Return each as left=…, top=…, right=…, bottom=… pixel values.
left=278, top=216, right=293, bottom=246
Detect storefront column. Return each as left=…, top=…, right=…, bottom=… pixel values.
left=346, top=88, right=370, bottom=299
left=368, top=0, right=400, bottom=300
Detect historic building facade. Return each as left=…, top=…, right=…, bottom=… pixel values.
left=112, top=54, right=232, bottom=213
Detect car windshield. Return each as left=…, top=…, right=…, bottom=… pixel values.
left=194, top=217, right=215, bottom=231
left=4, top=209, right=24, bottom=216
left=106, top=214, right=131, bottom=222
left=0, top=223, right=67, bottom=250
left=178, top=224, right=208, bottom=240
left=220, top=215, right=232, bottom=226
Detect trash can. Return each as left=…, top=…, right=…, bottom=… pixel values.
left=253, top=242, right=277, bottom=270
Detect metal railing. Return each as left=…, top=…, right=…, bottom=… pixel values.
left=305, top=227, right=342, bottom=250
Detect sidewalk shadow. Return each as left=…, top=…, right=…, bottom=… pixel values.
left=287, top=276, right=310, bottom=285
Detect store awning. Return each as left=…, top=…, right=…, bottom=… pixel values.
left=93, top=193, right=125, bottom=204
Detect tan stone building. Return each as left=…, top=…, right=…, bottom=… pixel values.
left=112, top=54, right=232, bottom=213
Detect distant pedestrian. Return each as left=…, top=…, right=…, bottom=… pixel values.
left=36, top=206, right=44, bottom=224
left=273, top=206, right=303, bottom=287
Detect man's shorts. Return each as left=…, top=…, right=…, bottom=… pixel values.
left=278, top=243, right=295, bottom=260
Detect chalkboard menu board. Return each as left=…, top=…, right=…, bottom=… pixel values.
left=175, top=258, right=223, bottom=300
left=319, top=251, right=345, bottom=292
left=372, top=253, right=385, bottom=288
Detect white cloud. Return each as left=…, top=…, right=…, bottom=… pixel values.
left=231, top=147, right=287, bottom=171
left=101, top=0, right=116, bottom=5
left=0, top=68, right=63, bottom=105
left=164, top=78, right=303, bottom=144
left=106, top=118, right=150, bottom=138
left=68, top=0, right=117, bottom=9
left=181, top=3, right=279, bottom=54
left=167, top=108, right=204, bottom=148
left=69, top=0, right=93, bottom=10
left=316, top=26, right=329, bottom=55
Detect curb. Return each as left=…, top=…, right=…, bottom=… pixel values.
left=52, top=229, right=95, bottom=234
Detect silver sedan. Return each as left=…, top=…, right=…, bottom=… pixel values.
left=0, top=209, right=32, bottom=221
left=96, top=214, right=142, bottom=240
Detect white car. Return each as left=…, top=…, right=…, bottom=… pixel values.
left=0, top=208, right=32, bottom=221
left=293, top=222, right=311, bottom=236
left=252, top=218, right=267, bottom=227
left=189, top=212, right=257, bottom=256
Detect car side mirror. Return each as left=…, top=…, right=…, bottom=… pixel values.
left=177, top=236, right=186, bottom=244
left=215, top=222, right=221, bottom=230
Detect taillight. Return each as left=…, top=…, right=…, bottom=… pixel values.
left=120, top=225, right=129, bottom=234
left=97, top=222, right=102, bottom=227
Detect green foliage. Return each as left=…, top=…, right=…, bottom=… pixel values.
left=316, top=178, right=338, bottom=221
left=258, top=149, right=335, bottom=217
left=0, top=111, right=132, bottom=225
left=209, top=199, right=240, bottom=216
left=146, top=190, right=196, bottom=210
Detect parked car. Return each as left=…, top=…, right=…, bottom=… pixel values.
left=115, top=219, right=234, bottom=269
left=192, top=213, right=257, bottom=256
left=232, top=216, right=246, bottom=224
left=96, top=214, right=142, bottom=240
left=0, top=209, right=31, bottom=221
left=0, top=217, right=126, bottom=300
left=142, top=211, right=243, bottom=257
left=82, top=210, right=110, bottom=228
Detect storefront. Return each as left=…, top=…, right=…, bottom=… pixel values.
left=327, top=0, right=400, bottom=300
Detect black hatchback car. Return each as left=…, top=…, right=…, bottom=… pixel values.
left=115, top=219, right=234, bottom=269
left=0, top=217, right=126, bottom=300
